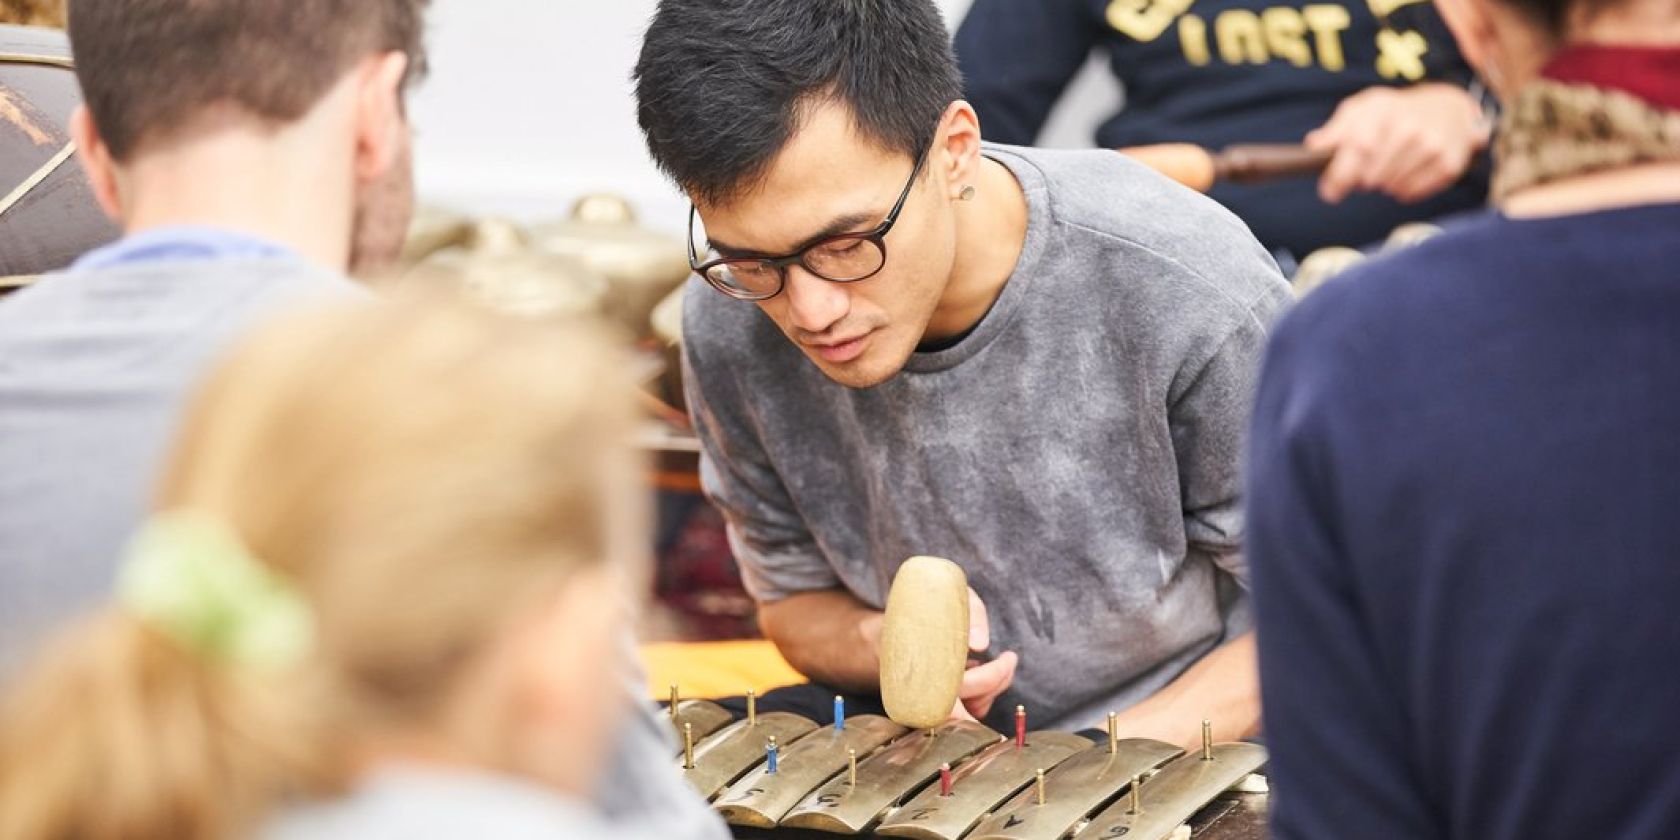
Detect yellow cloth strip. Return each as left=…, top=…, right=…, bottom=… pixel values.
left=642, top=640, right=805, bottom=701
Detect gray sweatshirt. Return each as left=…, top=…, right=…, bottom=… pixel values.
left=684, top=144, right=1292, bottom=730
left=0, top=257, right=357, bottom=669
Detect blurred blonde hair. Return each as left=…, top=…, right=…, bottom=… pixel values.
left=0, top=0, right=65, bottom=27
left=0, top=296, right=643, bottom=840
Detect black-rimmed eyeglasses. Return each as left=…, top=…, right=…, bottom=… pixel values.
left=687, top=148, right=929, bottom=302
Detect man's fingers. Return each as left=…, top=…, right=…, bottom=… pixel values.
left=1303, top=124, right=1335, bottom=151
left=1363, top=130, right=1430, bottom=196
left=959, top=651, right=1018, bottom=698
left=1306, top=94, right=1362, bottom=151
left=1318, top=142, right=1370, bottom=205
left=948, top=697, right=979, bottom=723
left=1388, top=147, right=1464, bottom=203
left=1313, top=103, right=1391, bottom=204
left=958, top=651, right=1018, bottom=720
left=968, top=587, right=989, bottom=652
left=1314, top=83, right=1484, bottom=203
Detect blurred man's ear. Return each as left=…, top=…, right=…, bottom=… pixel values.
left=1434, top=0, right=1494, bottom=80
left=69, top=105, right=122, bottom=222
left=352, top=52, right=411, bottom=186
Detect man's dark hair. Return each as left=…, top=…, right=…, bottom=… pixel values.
left=1503, top=0, right=1612, bottom=34
left=68, top=0, right=430, bottom=161
left=633, top=0, right=964, bottom=206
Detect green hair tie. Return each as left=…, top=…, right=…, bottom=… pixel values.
left=118, top=510, right=314, bottom=669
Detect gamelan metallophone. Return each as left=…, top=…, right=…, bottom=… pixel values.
left=668, top=699, right=1269, bottom=840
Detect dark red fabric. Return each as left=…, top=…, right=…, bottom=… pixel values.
left=1542, top=45, right=1680, bottom=111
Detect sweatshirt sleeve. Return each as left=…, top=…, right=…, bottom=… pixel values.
left=682, top=321, right=840, bottom=603
left=1246, top=300, right=1441, bottom=840
left=1169, top=278, right=1292, bottom=589
left=954, top=0, right=1104, bottom=145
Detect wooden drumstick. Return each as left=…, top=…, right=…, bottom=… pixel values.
left=879, top=556, right=970, bottom=730
left=1118, top=143, right=1334, bottom=194
left=1214, top=144, right=1335, bottom=184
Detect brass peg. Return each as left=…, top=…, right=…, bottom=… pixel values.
left=668, top=684, right=679, bottom=721
left=683, top=722, right=695, bottom=770
left=1201, top=719, right=1213, bottom=761
left=1128, top=773, right=1143, bottom=814
left=1035, top=768, right=1047, bottom=806
left=847, top=748, right=858, bottom=786
left=747, top=688, right=757, bottom=727
left=1107, top=711, right=1119, bottom=754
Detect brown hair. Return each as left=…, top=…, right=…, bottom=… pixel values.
left=0, top=0, right=65, bottom=26
left=0, top=297, right=642, bottom=840
left=67, top=0, right=431, bottom=161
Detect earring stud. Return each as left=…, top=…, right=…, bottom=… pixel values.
left=958, top=185, right=976, bottom=201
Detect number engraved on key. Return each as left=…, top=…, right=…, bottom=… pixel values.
left=729, top=787, right=765, bottom=802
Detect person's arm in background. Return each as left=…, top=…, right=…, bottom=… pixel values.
left=1114, top=273, right=1294, bottom=750
left=1308, top=3, right=1490, bottom=204
left=953, top=0, right=1104, bottom=145
left=1247, top=299, right=1439, bottom=839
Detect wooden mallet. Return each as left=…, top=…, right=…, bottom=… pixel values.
left=879, top=556, right=971, bottom=730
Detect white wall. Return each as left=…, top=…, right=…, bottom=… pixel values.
left=408, top=0, right=1119, bottom=233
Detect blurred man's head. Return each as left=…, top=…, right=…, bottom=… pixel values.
left=1436, top=0, right=1680, bottom=99
left=66, top=0, right=429, bottom=273
left=634, top=0, right=984, bottom=389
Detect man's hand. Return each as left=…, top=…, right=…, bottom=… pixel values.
left=951, top=588, right=1018, bottom=721
left=760, top=586, right=1017, bottom=717
left=1306, top=83, right=1488, bottom=205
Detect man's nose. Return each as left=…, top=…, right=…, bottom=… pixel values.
left=783, top=264, right=850, bottom=335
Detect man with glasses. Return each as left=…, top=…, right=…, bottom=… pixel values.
left=635, top=0, right=1291, bottom=743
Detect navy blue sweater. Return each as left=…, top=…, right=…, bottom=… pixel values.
left=1248, top=201, right=1680, bottom=839
left=953, top=0, right=1489, bottom=257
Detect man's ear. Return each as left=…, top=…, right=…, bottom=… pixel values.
left=937, top=101, right=984, bottom=202
left=352, top=51, right=411, bottom=185
left=68, top=105, right=122, bottom=222
left=1433, top=0, right=1492, bottom=76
